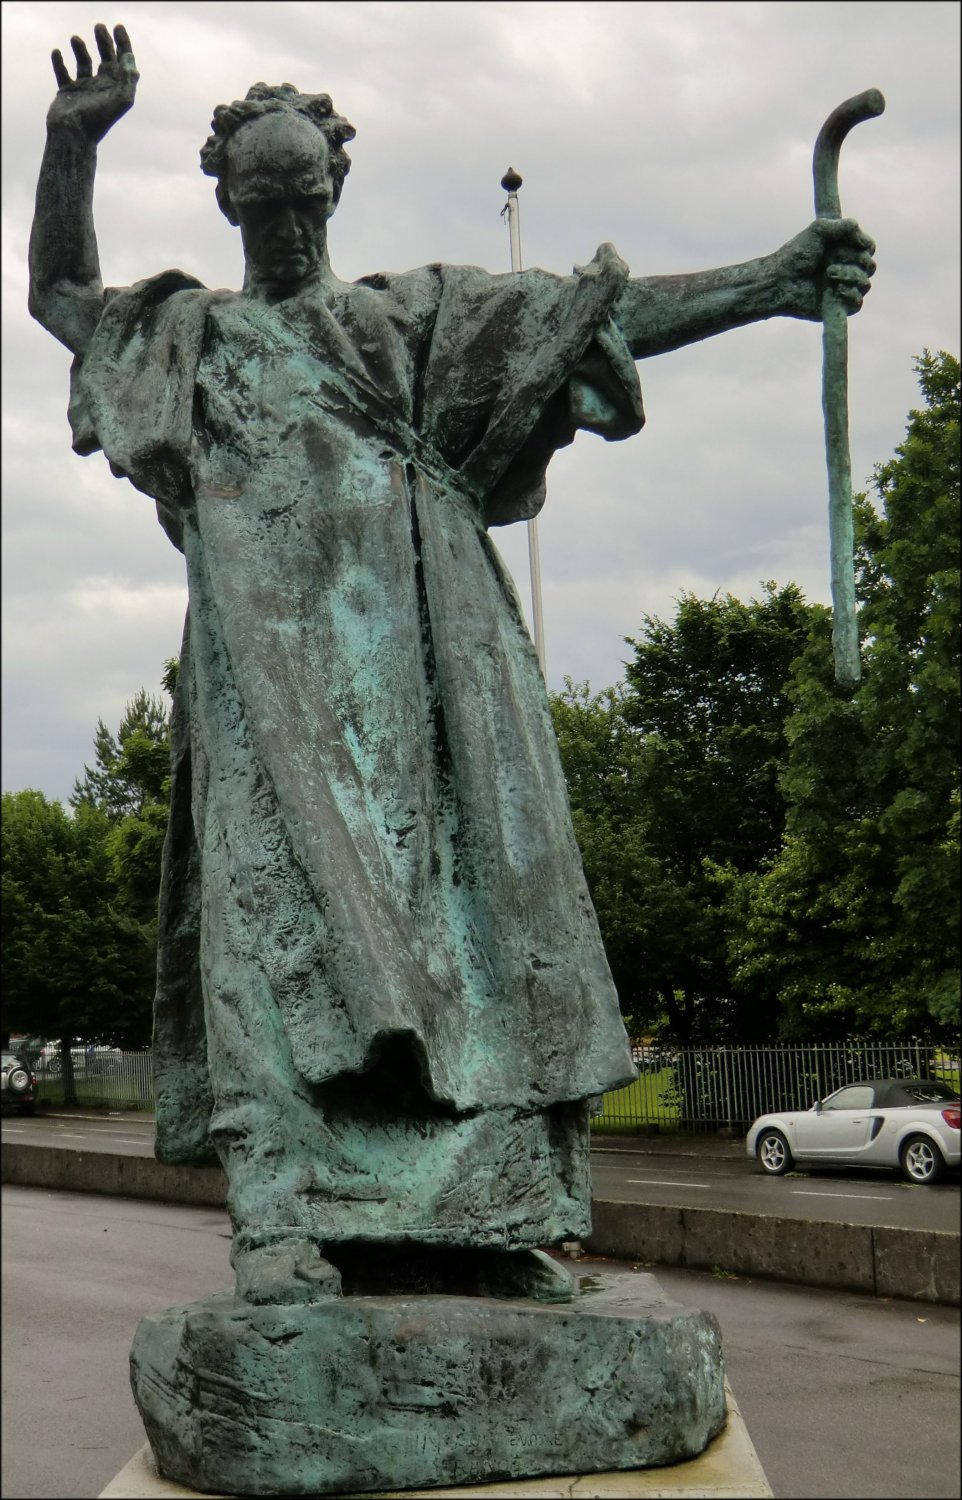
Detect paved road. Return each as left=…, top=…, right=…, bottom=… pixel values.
left=591, top=1146, right=961, bottom=1231
left=1, top=1185, right=958, bottom=1500
left=1, top=1113, right=156, bottom=1157
left=4, top=1112, right=958, bottom=1233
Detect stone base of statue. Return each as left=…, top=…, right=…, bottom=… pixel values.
left=129, top=1272, right=726, bottom=1497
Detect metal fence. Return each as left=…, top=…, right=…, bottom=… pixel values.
left=595, top=1039, right=961, bottom=1134
left=22, top=1038, right=962, bottom=1130
left=32, top=1048, right=154, bottom=1111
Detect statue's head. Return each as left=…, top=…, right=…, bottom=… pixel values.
left=200, top=84, right=356, bottom=226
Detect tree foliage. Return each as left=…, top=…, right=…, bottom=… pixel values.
left=3, top=671, right=176, bottom=1050
left=553, top=584, right=821, bottom=1042
left=1, top=790, right=152, bottom=1050
left=721, top=352, right=960, bottom=1037
left=71, top=685, right=172, bottom=926
left=71, top=688, right=170, bottom=820
left=554, top=353, right=960, bottom=1044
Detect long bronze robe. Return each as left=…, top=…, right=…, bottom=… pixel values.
left=69, top=245, right=642, bottom=1246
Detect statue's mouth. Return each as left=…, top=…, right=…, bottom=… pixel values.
left=268, top=251, right=311, bottom=277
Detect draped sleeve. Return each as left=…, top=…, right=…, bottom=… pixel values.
left=419, top=242, right=645, bottom=527
left=65, top=250, right=643, bottom=1162
left=67, top=248, right=644, bottom=540
left=68, top=270, right=224, bottom=550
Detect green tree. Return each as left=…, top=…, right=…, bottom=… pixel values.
left=553, top=583, right=822, bottom=1043
left=2, top=667, right=179, bottom=1066
left=1, top=791, right=152, bottom=1087
left=857, top=351, right=960, bottom=1028
left=550, top=680, right=673, bottom=1035
left=71, top=687, right=170, bottom=821
left=722, top=353, right=960, bottom=1036
left=72, top=681, right=174, bottom=930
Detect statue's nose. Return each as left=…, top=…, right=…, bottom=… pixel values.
left=275, top=206, right=300, bottom=240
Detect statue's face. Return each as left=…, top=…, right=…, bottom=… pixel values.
left=227, top=111, right=335, bottom=288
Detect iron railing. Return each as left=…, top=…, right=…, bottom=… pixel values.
left=32, top=1048, right=154, bottom=1110
left=594, top=1039, right=961, bottom=1134
left=22, top=1038, right=961, bottom=1131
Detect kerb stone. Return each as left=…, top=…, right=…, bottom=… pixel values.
left=873, top=1227, right=961, bottom=1306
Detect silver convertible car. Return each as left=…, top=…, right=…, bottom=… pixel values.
left=747, top=1078, right=961, bottom=1185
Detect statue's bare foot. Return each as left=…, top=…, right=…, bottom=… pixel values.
left=477, top=1248, right=574, bottom=1303
left=232, top=1237, right=342, bottom=1305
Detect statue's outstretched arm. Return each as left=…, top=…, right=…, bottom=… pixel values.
left=28, top=24, right=139, bottom=356
left=614, top=218, right=876, bottom=361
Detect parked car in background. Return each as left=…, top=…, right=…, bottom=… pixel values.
left=631, top=1044, right=678, bottom=1073
left=35, top=1041, right=122, bottom=1078
left=1, top=1052, right=39, bottom=1114
left=747, top=1078, right=961, bottom=1185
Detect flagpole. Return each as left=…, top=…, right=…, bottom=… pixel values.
left=501, top=167, right=547, bottom=681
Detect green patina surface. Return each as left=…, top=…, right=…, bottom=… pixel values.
left=812, top=88, right=885, bottom=689
left=65, top=116, right=645, bottom=1262
left=131, top=1274, right=726, bottom=1496
left=29, top=26, right=878, bottom=1493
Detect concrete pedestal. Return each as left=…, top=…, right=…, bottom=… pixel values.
left=127, top=1273, right=730, bottom=1496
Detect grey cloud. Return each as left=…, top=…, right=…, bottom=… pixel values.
left=2, top=0, right=958, bottom=801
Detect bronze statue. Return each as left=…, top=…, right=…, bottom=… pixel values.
left=30, top=25, right=875, bottom=1311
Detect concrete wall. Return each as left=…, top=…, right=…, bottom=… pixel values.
left=1, top=1143, right=227, bottom=1208
left=586, top=1198, right=960, bottom=1306
left=3, top=1144, right=957, bottom=1306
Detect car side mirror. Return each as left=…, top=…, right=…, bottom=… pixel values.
left=812, top=1099, right=823, bottom=1114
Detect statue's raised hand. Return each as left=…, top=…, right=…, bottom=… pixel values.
left=47, top=23, right=138, bottom=142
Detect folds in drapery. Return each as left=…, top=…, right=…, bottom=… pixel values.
left=70, top=247, right=644, bottom=1166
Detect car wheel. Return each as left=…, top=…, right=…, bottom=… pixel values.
left=900, top=1134, right=945, bottom=1185
left=7, top=1067, right=30, bottom=1095
left=757, top=1128, right=794, bottom=1175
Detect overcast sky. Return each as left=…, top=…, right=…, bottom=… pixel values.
left=2, top=0, right=959, bottom=805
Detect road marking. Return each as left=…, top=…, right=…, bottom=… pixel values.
left=627, top=1178, right=711, bottom=1189
left=2, top=1127, right=26, bottom=1134
left=106, top=1137, right=151, bottom=1146
left=791, top=1190, right=893, bottom=1200
left=55, top=1132, right=87, bottom=1139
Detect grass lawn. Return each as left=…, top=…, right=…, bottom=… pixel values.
left=35, top=1078, right=151, bottom=1111
left=592, top=1066, right=680, bottom=1134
